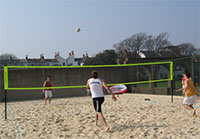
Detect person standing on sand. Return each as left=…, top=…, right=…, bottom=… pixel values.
left=176, top=72, right=198, bottom=117
left=181, top=69, right=191, bottom=91
left=43, top=76, right=53, bottom=105
left=182, top=70, right=187, bottom=88
left=86, top=70, right=117, bottom=131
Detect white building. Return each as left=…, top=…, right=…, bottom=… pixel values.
left=4, top=51, right=83, bottom=66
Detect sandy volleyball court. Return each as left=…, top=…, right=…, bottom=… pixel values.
left=0, top=94, right=200, bottom=139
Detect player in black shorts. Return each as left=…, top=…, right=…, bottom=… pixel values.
left=93, top=97, right=105, bottom=112
left=86, top=71, right=117, bottom=131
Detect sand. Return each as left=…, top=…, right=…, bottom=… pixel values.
left=0, top=94, right=200, bottom=139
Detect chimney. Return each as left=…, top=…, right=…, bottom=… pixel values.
left=25, top=55, right=28, bottom=60
left=40, top=53, right=44, bottom=60
left=54, top=52, right=59, bottom=59
left=85, top=53, right=88, bottom=58
left=71, top=51, right=74, bottom=56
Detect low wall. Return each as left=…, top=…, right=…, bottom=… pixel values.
left=0, top=67, right=130, bottom=102
left=0, top=67, right=172, bottom=102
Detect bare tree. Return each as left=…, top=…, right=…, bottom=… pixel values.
left=145, top=35, right=154, bottom=51
left=130, top=32, right=147, bottom=52
left=0, top=53, right=18, bottom=60
left=113, top=32, right=147, bottom=58
left=0, top=53, right=19, bottom=66
left=178, top=43, right=197, bottom=56
left=154, top=32, right=171, bottom=51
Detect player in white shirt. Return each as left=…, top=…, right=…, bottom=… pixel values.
left=86, top=70, right=117, bottom=131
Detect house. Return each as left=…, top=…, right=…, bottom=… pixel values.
left=0, top=51, right=83, bottom=67
left=66, top=51, right=83, bottom=66
left=22, top=53, right=66, bottom=66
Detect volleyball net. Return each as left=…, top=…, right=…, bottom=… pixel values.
left=3, top=61, right=173, bottom=90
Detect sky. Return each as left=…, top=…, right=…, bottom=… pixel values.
left=0, top=0, right=199, bottom=59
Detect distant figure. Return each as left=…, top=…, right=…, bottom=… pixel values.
left=182, top=69, right=189, bottom=89
left=43, top=76, right=53, bottom=105
left=176, top=72, right=197, bottom=117
left=86, top=70, right=117, bottom=131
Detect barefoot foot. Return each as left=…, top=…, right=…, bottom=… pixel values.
left=192, top=110, right=196, bottom=118
left=105, top=127, right=110, bottom=132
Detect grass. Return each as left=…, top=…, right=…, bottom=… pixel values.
left=136, top=80, right=182, bottom=88
left=136, top=81, right=169, bottom=88
left=135, top=80, right=184, bottom=96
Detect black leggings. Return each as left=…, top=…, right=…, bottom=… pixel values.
left=92, top=97, right=104, bottom=112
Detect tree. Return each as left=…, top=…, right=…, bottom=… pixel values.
left=130, top=32, right=148, bottom=52
left=154, top=32, right=171, bottom=51
left=0, top=53, right=19, bottom=66
left=83, top=49, right=117, bottom=65
left=178, top=43, right=197, bottom=56
left=0, top=53, right=18, bottom=60
left=113, top=32, right=172, bottom=58
left=113, top=32, right=148, bottom=58
left=145, top=35, right=154, bottom=51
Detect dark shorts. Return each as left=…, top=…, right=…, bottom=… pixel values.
left=92, top=97, right=104, bottom=112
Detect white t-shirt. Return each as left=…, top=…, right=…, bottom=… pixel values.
left=88, top=78, right=104, bottom=98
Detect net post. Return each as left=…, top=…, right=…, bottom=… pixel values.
left=170, top=61, right=174, bottom=103
left=4, top=66, right=8, bottom=89
left=4, top=89, right=7, bottom=119
left=171, top=80, right=174, bottom=103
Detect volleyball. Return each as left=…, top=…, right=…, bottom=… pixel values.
left=76, top=28, right=81, bottom=32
